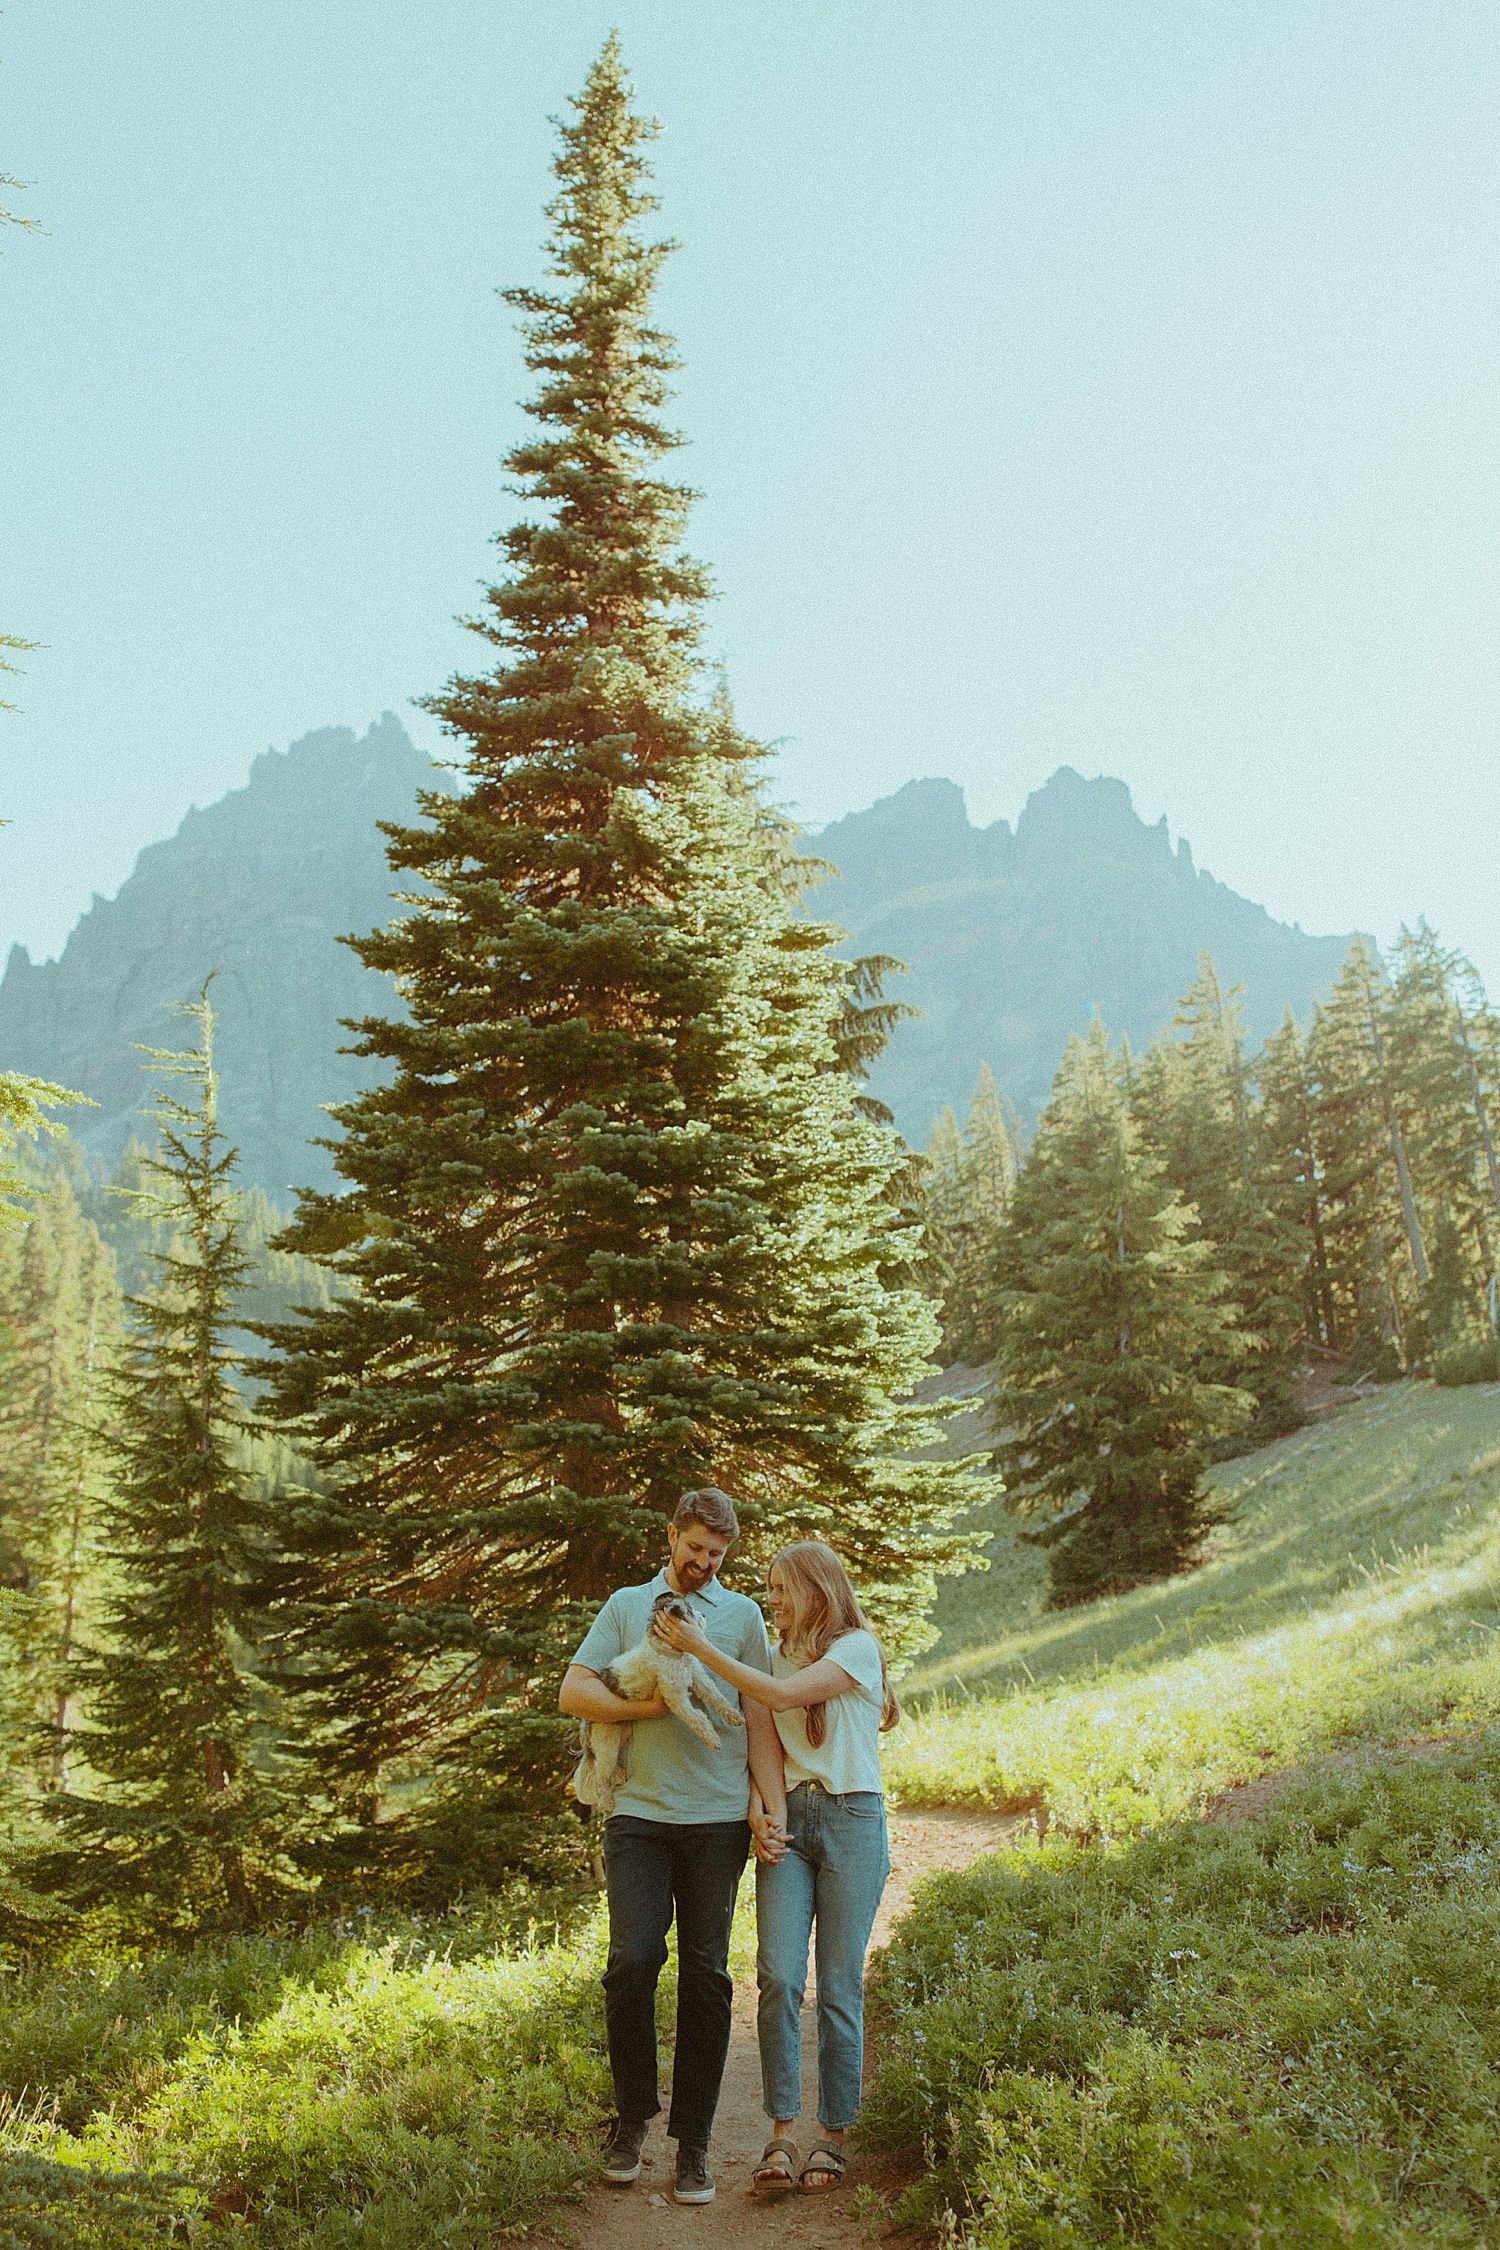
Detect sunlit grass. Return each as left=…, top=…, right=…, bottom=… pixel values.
left=0, top=1870, right=762, bottom=2246
left=0, top=1900, right=611, bottom=2247
left=887, top=1382, right=1500, bottom=1835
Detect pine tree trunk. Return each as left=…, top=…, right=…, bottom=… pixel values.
left=1287, top=1058, right=1338, bottom=1349
left=1383, top=1094, right=1430, bottom=1291
left=1375, top=1224, right=1406, bottom=1339
left=26, top=1316, right=66, bottom=1783
left=49, top=1287, right=100, bottom=1790
left=47, top=1496, right=84, bottom=1790
left=1306, top=1191, right=1339, bottom=1352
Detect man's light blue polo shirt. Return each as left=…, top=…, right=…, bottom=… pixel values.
left=571, top=1568, right=772, bottom=1825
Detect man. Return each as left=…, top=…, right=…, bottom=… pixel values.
left=560, top=1486, right=783, bottom=2208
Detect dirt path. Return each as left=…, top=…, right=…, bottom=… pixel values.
left=529, top=1808, right=1027, bottom=2249
left=1205, top=1732, right=1462, bottom=1824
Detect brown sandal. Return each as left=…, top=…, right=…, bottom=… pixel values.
left=753, top=2137, right=798, bottom=2193
left=799, top=2142, right=847, bottom=2191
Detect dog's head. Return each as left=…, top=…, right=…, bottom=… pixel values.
left=647, top=1593, right=692, bottom=1647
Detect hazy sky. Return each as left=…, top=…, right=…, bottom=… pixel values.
left=3, top=2, right=1498, bottom=985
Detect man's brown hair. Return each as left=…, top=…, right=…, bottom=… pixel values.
left=672, top=1487, right=740, bottom=1540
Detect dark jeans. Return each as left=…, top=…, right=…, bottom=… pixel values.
left=602, top=1815, right=750, bottom=2149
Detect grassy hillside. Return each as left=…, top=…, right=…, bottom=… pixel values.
left=888, top=1380, right=1500, bottom=1835
left=8, top=1382, right=1499, bottom=2247
left=868, top=1382, right=1500, bottom=2247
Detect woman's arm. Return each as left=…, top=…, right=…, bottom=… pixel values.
left=651, top=1616, right=859, bottom=1712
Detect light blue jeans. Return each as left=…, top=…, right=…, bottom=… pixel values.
left=756, top=1781, right=890, bottom=2131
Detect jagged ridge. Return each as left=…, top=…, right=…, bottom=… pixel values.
left=814, top=768, right=1352, bottom=1138
left=0, top=724, right=1353, bottom=1191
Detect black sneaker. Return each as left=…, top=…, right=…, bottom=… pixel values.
left=673, top=2145, right=715, bottom=2204
left=600, top=2117, right=647, bottom=2184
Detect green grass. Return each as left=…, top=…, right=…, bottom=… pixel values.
left=886, top=1381, right=1500, bottom=1835
left=865, top=1745, right=1500, bottom=2246
left=9, top=1379, right=1499, bottom=2247
left=0, top=1875, right=763, bottom=2248
left=0, top=1895, right=612, bottom=2247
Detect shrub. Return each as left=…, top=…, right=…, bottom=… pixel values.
left=0, top=1894, right=610, bottom=2248
left=865, top=1747, right=1500, bottom=2247
left=1433, top=1335, right=1500, bottom=1388
left=0, top=2152, right=190, bottom=2250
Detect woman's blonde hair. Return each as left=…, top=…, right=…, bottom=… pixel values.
left=769, top=1541, right=900, bottom=1745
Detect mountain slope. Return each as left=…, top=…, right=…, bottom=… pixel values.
left=0, top=714, right=433, bottom=1196
left=885, top=1375, right=1500, bottom=1825
left=816, top=768, right=1354, bottom=1140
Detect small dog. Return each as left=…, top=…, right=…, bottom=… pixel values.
left=571, top=1593, right=744, bottom=1817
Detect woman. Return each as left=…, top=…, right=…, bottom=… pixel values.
left=653, top=1540, right=898, bottom=2194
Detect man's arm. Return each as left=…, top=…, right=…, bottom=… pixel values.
left=559, top=1663, right=667, bottom=1724
left=739, top=1605, right=786, bottom=1858
left=560, top=1590, right=664, bottom=1722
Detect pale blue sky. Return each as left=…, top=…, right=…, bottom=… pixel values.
left=3, top=2, right=1498, bottom=988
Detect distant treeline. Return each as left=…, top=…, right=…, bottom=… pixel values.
left=923, top=924, right=1500, bottom=1601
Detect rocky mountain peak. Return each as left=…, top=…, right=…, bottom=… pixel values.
left=1, top=724, right=1355, bottom=1186
left=1014, top=766, right=1170, bottom=869
left=0, top=715, right=438, bottom=1197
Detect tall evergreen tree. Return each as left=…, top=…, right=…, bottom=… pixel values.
left=918, top=1105, right=968, bottom=1354
left=42, top=994, right=289, bottom=1927
left=0, top=1176, right=122, bottom=1789
left=1306, top=939, right=1415, bottom=1373
left=1386, top=924, right=1498, bottom=1344
left=1257, top=1009, right=1339, bottom=1354
left=917, top=1069, right=1023, bottom=1365
left=258, top=41, right=974, bottom=1891
left=965, top=1063, right=1020, bottom=1220
left=1132, top=957, right=1304, bottom=1437
left=1454, top=960, right=1500, bottom=1287
left=993, top=1023, right=1252, bottom=1604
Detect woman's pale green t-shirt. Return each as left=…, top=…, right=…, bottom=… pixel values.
left=772, top=1628, right=885, bottom=1796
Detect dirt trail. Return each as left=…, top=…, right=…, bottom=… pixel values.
left=529, top=1808, right=1027, bottom=2250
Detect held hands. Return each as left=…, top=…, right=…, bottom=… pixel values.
left=750, top=1806, right=790, bottom=1865
left=651, top=1611, right=711, bottom=1660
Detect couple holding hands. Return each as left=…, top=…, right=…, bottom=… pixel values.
left=559, top=1485, right=898, bottom=2207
